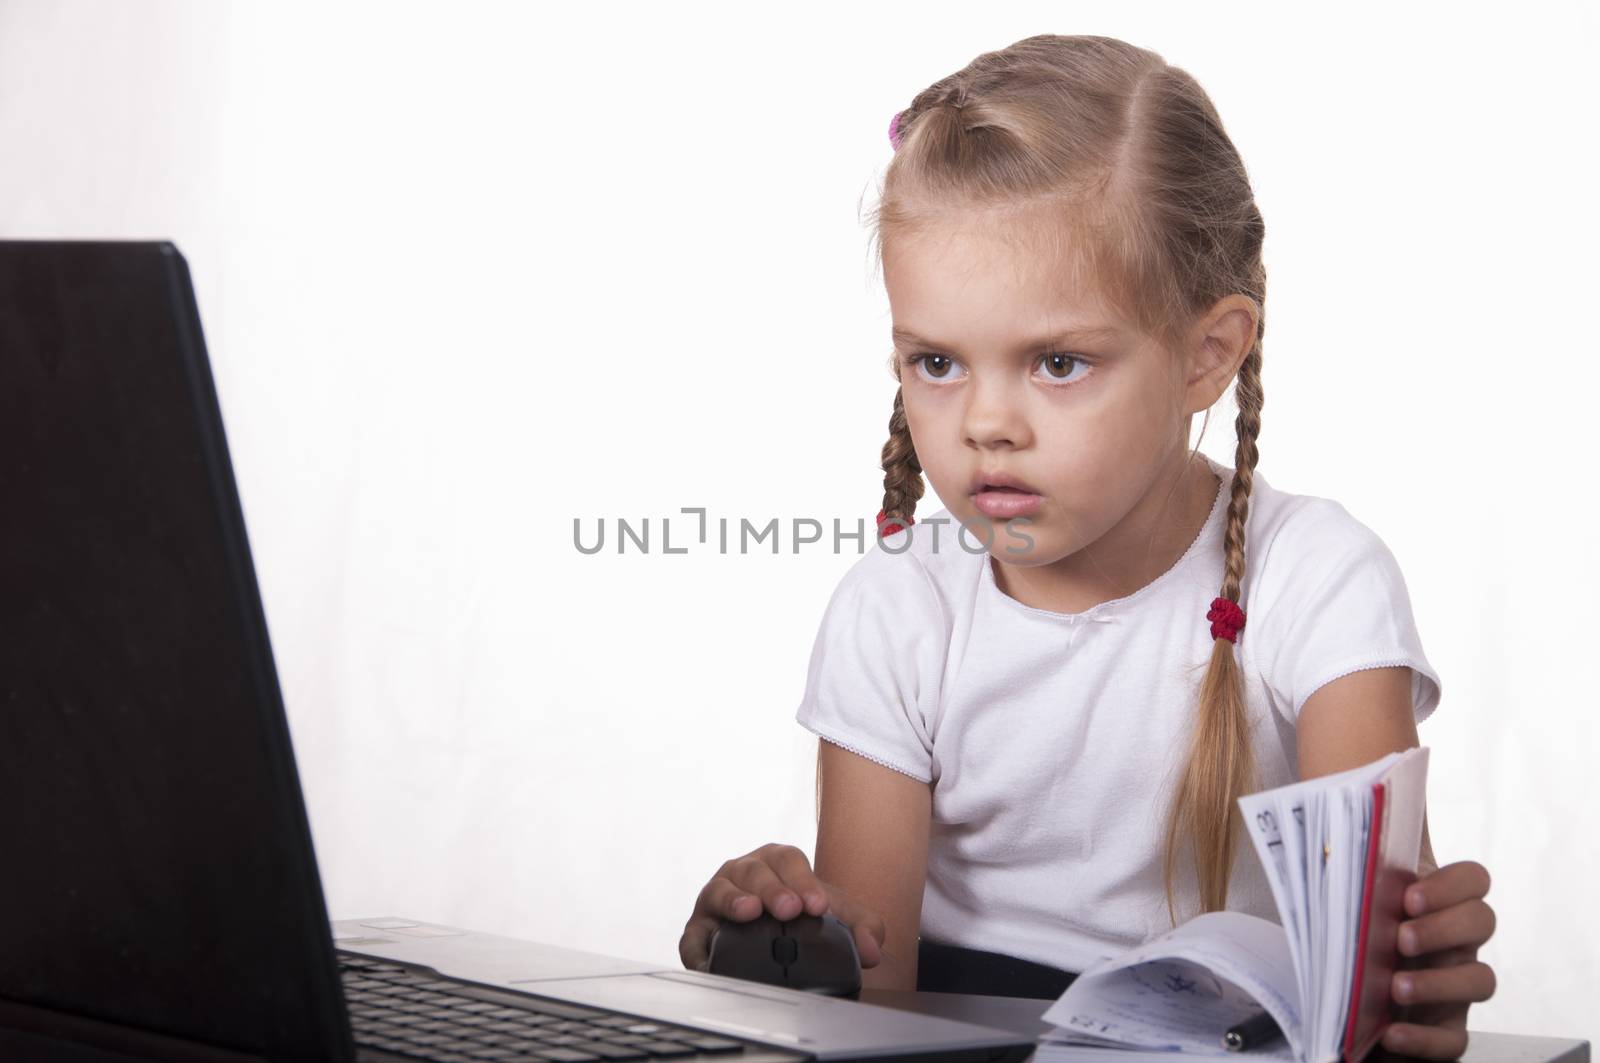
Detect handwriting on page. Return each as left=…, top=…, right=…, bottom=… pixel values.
left=1049, top=957, right=1293, bottom=1058
left=1041, top=912, right=1304, bottom=1060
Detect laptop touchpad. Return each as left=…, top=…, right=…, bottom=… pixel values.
left=510, top=971, right=997, bottom=1051
left=510, top=972, right=815, bottom=1044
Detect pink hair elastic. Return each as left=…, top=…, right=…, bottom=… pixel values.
left=1208, top=597, right=1246, bottom=644
left=875, top=508, right=912, bottom=536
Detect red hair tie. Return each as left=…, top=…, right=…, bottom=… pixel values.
left=1207, top=597, right=1246, bottom=644
left=875, top=509, right=913, bottom=537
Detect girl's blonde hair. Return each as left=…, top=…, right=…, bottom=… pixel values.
left=866, top=34, right=1267, bottom=922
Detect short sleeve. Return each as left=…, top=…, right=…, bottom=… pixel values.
left=1252, top=501, right=1442, bottom=727
left=794, top=548, right=947, bottom=784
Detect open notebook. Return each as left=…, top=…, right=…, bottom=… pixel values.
left=1037, top=747, right=1430, bottom=1063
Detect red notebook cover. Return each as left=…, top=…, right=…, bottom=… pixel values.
left=1341, top=749, right=1429, bottom=1063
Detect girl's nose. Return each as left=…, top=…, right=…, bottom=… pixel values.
left=962, top=382, right=1031, bottom=449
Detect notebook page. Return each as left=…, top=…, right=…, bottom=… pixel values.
left=1331, top=783, right=1372, bottom=1051
left=1040, top=911, right=1301, bottom=1060
left=1240, top=790, right=1312, bottom=1013
left=1282, top=795, right=1313, bottom=1012
left=1314, top=785, right=1361, bottom=1057
left=1308, top=789, right=1335, bottom=1054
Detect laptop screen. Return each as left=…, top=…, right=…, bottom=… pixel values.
left=0, top=241, right=353, bottom=1061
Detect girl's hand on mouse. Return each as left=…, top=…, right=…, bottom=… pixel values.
left=1379, top=860, right=1496, bottom=1060
left=678, top=842, right=887, bottom=974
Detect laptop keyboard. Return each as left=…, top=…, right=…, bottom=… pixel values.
left=339, top=953, right=752, bottom=1061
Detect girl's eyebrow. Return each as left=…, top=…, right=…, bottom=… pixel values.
left=891, top=324, right=1124, bottom=350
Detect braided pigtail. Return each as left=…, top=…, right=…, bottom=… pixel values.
left=878, top=385, right=924, bottom=534
left=1162, top=337, right=1265, bottom=921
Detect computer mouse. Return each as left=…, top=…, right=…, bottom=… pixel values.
left=706, top=910, right=862, bottom=998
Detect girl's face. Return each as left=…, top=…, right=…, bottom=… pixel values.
left=883, top=206, right=1198, bottom=569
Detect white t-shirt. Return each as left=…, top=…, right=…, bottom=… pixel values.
left=794, top=452, right=1441, bottom=974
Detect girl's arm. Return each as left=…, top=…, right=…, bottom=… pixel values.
left=814, top=738, right=933, bottom=992
left=1296, top=665, right=1496, bottom=1061
left=1296, top=664, right=1438, bottom=869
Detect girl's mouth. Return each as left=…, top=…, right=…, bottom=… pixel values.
left=972, top=486, right=1043, bottom=519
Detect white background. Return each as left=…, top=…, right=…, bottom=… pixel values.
left=3, top=0, right=1595, bottom=1048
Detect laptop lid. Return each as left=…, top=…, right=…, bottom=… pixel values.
left=0, top=241, right=355, bottom=1062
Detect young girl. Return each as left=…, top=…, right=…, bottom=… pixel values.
left=679, top=34, right=1495, bottom=1060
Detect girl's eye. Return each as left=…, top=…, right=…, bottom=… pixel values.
left=909, top=353, right=966, bottom=383
left=1036, top=351, right=1091, bottom=386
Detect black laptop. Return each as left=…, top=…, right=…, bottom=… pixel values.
left=0, top=241, right=1037, bottom=1063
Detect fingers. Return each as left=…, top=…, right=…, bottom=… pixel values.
left=678, top=910, right=721, bottom=972
left=824, top=894, right=886, bottom=967
left=1399, top=899, right=1496, bottom=957
left=702, top=847, right=816, bottom=924
left=1394, top=962, right=1496, bottom=1006
left=861, top=921, right=887, bottom=967
left=697, top=866, right=765, bottom=922
left=764, top=844, right=834, bottom=919
left=1406, top=861, right=1491, bottom=917
left=679, top=844, right=888, bottom=972
left=761, top=846, right=886, bottom=967
left=679, top=856, right=779, bottom=971
left=1382, top=1021, right=1469, bottom=1060
left=680, top=844, right=842, bottom=971
left=1408, top=945, right=1480, bottom=969
left=733, top=855, right=801, bottom=919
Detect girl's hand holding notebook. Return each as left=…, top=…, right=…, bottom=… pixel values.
left=1035, top=748, right=1472, bottom=1063
left=1380, top=859, right=1496, bottom=1060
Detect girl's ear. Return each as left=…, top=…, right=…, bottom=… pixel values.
left=1182, top=294, right=1258, bottom=415
left=885, top=350, right=902, bottom=381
